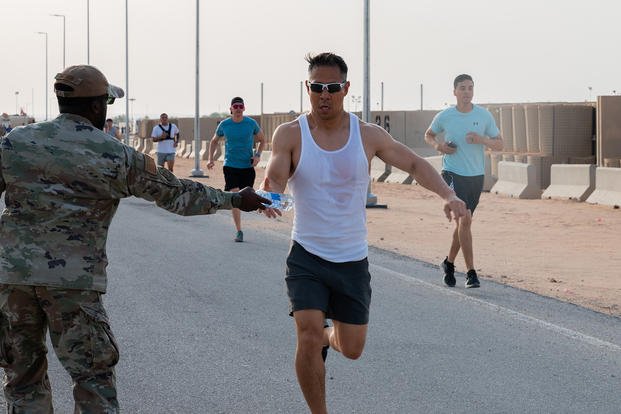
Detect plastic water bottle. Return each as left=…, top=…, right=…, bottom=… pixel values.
left=255, top=190, right=294, bottom=211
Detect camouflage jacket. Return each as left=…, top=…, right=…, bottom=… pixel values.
left=0, top=113, right=235, bottom=292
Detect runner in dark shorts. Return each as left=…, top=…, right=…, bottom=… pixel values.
left=441, top=170, right=484, bottom=214
left=286, top=241, right=372, bottom=325
left=425, top=74, right=503, bottom=289
left=223, top=166, right=256, bottom=191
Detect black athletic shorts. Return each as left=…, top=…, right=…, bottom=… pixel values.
left=441, top=170, right=484, bottom=213
left=223, top=166, right=256, bottom=191
left=285, top=241, right=372, bottom=325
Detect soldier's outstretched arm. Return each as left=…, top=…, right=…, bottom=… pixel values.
left=125, top=151, right=267, bottom=215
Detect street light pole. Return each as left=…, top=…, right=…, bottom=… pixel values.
left=124, top=0, right=129, bottom=145
left=128, top=98, right=136, bottom=133
left=51, top=14, right=66, bottom=68
left=363, top=0, right=385, bottom=208
left=420, top=83, right=423, bottom=110
left=362, top=0, right=370, bottom=124
left=37, top=31, right=49, bottom=121
left=15, top=91, right=19, bottom=115
left=86, top=0, right=90, bottom=64
left=260, top=82, right=264, bottom=128
left=190, top=0, right=204, bottom=177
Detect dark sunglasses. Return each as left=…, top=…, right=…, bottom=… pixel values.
left=308, top=81, right=347, bottom=94
left=231, top=104, right=245, bottom=109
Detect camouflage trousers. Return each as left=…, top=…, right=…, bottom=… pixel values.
left=0, top=284, right=120, bottom=414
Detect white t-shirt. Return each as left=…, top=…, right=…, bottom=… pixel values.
left=151, top=123, right=179, bottom=154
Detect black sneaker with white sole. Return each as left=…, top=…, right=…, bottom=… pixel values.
left=465, top=269, right=480, bottom=288
left=441, top=257, right=456, bottom=287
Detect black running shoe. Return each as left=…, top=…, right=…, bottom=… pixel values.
left=465, top=269, right=480, bottom=288
left=441, top=257, right=456, bottom=287
left=322, top=322, right=330, bottom=362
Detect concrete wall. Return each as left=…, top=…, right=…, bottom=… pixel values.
left=597, top=95, right=621, bottom=167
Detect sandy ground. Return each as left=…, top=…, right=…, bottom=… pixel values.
left=171, top=157, right=621, bottom=318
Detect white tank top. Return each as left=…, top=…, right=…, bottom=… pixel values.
left=289, top=113, right=369, bottom=262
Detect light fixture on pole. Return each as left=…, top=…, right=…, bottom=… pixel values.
left=37, top=31, right=49, bottom=121
left=51, top=14, right=66, bottom=68
left=15, top=91, right=19, bottom=115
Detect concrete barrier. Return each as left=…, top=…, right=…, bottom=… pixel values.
left=586, top=167, right=621, bottom=207
left=384, top=167, right=413, bottom=184
left=198, top=140, right=209, bottom=161
left=541, top=164, right=596, bottom=201
left=148, top=140, right=157, bottom=156
left=186, top=142, right=196, bottom=159
left=176, top=140, right=187, bottom=157
left=409, top=156, right=442, bottom=186
left=425, top=155, right=443, bottom=174
left=142, top=138, right=153, bottom=155
left=482, top=152, right=496, bottom=191
left=135, top=137, right=146, bottom=153
left=183, top=143, right=193, bottom=159
left=370, top=156, right=391, bottom=182
left=257, top=151, right=271, bottom=169
left=490, top=161, right=541, bottom=199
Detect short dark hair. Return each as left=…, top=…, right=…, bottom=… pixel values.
left=106, top=118, right=113, bottom=122
left=454, top=74, right=473, bottom=89
left=305, top=52, right=348, bottom=81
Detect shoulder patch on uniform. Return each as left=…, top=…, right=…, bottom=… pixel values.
left=144, top=154, right=157, bottom=175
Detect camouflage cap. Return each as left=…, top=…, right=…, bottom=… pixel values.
left=54, top=65, right=124, bottom=100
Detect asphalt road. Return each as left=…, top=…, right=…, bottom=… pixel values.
left=1, top=197, right=620, bottom=413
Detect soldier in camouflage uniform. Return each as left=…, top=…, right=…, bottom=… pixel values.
left=0, top=65, right=269, bottom=413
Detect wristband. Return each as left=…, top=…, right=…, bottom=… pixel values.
left=254, top=151, right=262, bottom=158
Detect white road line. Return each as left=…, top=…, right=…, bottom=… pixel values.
left=371, top=263, right=621, bottom=353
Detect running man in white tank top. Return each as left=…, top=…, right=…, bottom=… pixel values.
left=261, top=52, right=467, bottom=414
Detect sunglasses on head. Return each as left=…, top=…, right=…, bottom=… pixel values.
left=308, top=81, right=347, bottom=94
left=231, top=104, right=244, bottom=109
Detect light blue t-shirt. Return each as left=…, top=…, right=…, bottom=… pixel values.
left=430, top=104, right=500, bottom=176
left=216, top=116, right=260, bottom=168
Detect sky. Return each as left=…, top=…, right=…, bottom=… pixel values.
left=1, top=0, right=620, bottom=122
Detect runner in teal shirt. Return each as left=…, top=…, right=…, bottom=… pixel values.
left=207, top=97, right=266, bottom=242
left=425, top=74, right=503, bottom=289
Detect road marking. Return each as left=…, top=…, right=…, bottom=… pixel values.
left=371, top=263, right=621, bottom=353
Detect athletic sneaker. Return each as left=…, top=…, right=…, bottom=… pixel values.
left=321, top=345, right=329, bottom=362
left=441, top=257, right=456, bottom=287
left=465, top=269, right=480, bottom=288
left=234, top=230, right=244, bottom=242
left=322, top=321, right=330, bottom=362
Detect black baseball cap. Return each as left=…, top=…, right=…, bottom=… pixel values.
left=231, top=97, right=244, bottom=105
